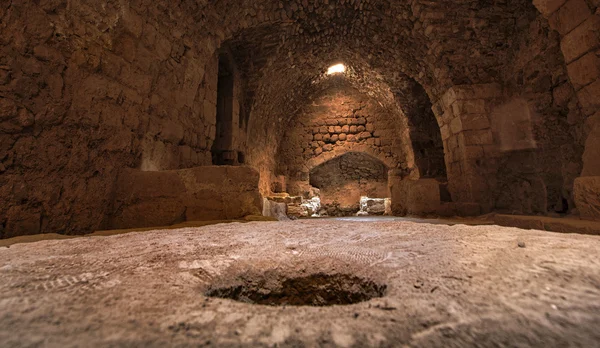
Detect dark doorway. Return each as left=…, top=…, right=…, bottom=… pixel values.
left=212, top=53, right=235, bottom=165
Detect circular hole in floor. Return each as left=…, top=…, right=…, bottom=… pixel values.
left=205, top=273, right=386, bottom=306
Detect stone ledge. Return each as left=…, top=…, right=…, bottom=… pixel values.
left=109, top=166, right=262, bottom=230
left=494, top=214, right=600, bottom=235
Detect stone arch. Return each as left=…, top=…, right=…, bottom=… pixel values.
left=207, top=0, right=537, bottom=200
left=306, top=145, right=396, bottom=174
left=309, top=151, right=390, bottom=215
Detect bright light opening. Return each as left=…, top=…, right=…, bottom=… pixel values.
left=327, top=63, right=346, bottom=75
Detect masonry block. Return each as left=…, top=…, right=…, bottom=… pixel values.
left=567, top=51, right=600, bottom=90
left=109, top=166, right=262, bottom=229
left=560, top=15, right=600, bottom=63
left=533, top=0, right=567, bottom=16
left=548, top=0, right=592, bottom=35
left=390, top=178, right=441, bottom=215
left=574, top=176, right=600, bottom=220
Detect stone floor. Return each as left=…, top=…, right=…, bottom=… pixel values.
left=1, top=218, right=600, bottom=347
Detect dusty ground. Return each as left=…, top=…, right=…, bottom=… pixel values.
left=1, top=218, right=600, bottom=347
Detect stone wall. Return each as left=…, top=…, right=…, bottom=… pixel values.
left=432, top=84, right=503, bottom=211
left=0, top=1, right=240, bottom=237
left=2, top=0, right=600, bottom=238
left=278, top=83, right=411, bottom=186
left=497, top=9, right=584, bottom=214
left=309, top=152, right=389, bottom=210
left=108, top=166, right=262, bottom=232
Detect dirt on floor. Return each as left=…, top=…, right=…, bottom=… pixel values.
left=1, top=218, right=599, bottom=347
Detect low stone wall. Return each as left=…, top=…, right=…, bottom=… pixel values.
left=109, top=166, right=262, bottom=230
left=390, top=178, right=441, bottom=216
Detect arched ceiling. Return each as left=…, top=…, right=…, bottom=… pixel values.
left=194, top=0, right=538, bottom=166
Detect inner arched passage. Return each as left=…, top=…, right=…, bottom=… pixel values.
left=276, top=78, right=412, bottom=197
left=394, top=78, right=447, bottom=180
left=209, top=0, right=566, bottom=217
left=309, top=152, right=389, bottom=216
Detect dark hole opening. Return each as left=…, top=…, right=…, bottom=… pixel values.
left=205, top=273, right=386, bottom=307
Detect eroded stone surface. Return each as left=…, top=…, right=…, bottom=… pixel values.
left=1, top=0, right=599, bottom=238
left=574, top=176, right=600, bottom=220
left=1, top=219, right=599, bottom=347
left=109, top=166, right=262, bottom=230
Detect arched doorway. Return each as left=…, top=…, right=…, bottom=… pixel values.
left=309, top=152, right=389, bottom=216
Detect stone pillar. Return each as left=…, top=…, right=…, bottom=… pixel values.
left=533, top=0, right=600, bottom=218
left=432, top=84, right=502, bottom=212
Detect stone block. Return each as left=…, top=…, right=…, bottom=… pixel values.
left=574, top=176, right=600, bottom=220
left=109, top=166, right=262, bottom=229
left=548, top=0, right=591, bottom=35
left=160, top=120, right=185, bottom=143
left=463, top=130, right=493, bottom=145
left=560, top=15, right=600, bottom=63
left=4, top=206, right=41, bottom=239
left=582, top=112, right=600, bottom=175
left=461, top=113, right=490, bottom=130
left=0, top=96, right=18, bottom=121
left=450, top=117, right=462, bottom=134
left=462, top=145, right=484, bottom=159
left=577, top=78, right=600, bottom=115
left=567, top=51, right=600, bottom=90
left=440, top=124, right=450, bottom=140
left=533, top=0, right=567, bottom=16
left=262, top=198, right=290, bottom=221
left=203, top=100, right=216, bottom=125
left=452, top=84, right=502, bottom=100
left=453, top=99, right=487, bottom=114
left=390, top=178, right=441, bottom=215
left=358, top=132, right=372, bottom=140
left=121, top=9, right=144, bottom=38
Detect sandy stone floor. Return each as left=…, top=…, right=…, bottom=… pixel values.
left=1, top=218, right=600, bottom=347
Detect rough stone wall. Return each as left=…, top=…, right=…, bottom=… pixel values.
left=2, top=0, right=600, bottom=237
left=0, top=1, right=224, bottom=236
left=432, top=84, right=504, bottom=211
left=430, top=5, right=595, bottom=215
left=108, top=166, right=262, bottom=232
left=277, top=83, right=410, bottom=189
left=309, top=152, right=389, bottom=209
left=496, top=8, right=585, bottom=214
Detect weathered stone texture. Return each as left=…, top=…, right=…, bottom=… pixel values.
left=2, top=0, right=600, bottom=237
left=574, top=176, right=600, bottom=220
left=308, top=152, right=389, bottom=211
left=278, top=83, right=409, bottom=184
left=389, top=178, right=441, bottom=216
left=109, top=166, right=262, bottom=229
